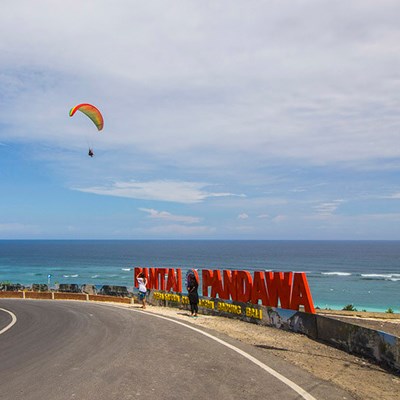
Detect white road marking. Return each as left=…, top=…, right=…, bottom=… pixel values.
left=0, top=308, right=17, bottom=335
left=111, top=305, right=317, bottom=400
left=1, top=299, right=317, bottom=399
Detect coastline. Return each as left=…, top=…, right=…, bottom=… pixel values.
left=1, top=240, right=399, bottom=312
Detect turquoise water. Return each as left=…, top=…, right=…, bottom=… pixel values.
left=0, top=240, right=399, bottom=312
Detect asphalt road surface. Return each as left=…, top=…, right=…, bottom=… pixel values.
left=0, top=300, right=354, bottom=400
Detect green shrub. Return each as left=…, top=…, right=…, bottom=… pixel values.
left=386, top=307, right=394, bottom=314
left=342, top=304, right=357, bottom=311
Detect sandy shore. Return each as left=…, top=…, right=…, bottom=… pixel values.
left=129, top=304, right=399, bottom=400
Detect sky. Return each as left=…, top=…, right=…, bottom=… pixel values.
left=1, top=0, right=400, bottom=240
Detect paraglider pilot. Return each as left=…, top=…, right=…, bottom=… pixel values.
left=88, top=148, right=94, bottom=157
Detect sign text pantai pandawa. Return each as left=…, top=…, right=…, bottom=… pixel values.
left=134, top=267, right=315, bottom=313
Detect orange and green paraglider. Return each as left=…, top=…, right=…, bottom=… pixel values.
left=69, top=103, right=104, bottom=131
left=69, top=103, right=104, bottom=157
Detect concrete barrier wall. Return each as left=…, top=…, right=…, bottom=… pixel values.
left=25, top=292, right=53, bottom=300
left=89, top=295, right=131, bottom=304
left=0, top=291, right=24, bottom=299
left=0, top=291, right=88, bottom=301
left=0, top=291, right=131, bottom=304
left=54, top=293, right=88, bottom=301
left=316, top=315, right=400, bottom=371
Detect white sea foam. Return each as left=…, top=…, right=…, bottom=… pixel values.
left=361, top=274, right=391, bottom=279
left=121, top=268, right=131, bottom=271
left=71, top=274, right=79, bottom=278
left=321, top=272, right=352, bottom=276
left=361, top=273, right=400, bottom=281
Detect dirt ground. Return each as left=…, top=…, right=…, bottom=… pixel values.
left=139, top=305, right=400, bottom=400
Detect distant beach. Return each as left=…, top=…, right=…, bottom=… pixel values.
left=0, top=240, right=399, bottom=312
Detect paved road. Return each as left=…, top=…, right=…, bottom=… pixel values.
left=0, top=300, right=354, bottom=400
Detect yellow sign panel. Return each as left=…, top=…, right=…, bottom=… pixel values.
left=152, top=291, right=262, bottom=319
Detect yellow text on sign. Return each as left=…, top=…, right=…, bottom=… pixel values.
left=245, top=307, right=263, bottom=319
left=199, top=299, right=215, bottom=309
left=218, top=302, right=242, bottom=315
left=153, top=292, right=181, bottom=302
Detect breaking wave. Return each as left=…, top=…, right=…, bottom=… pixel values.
left=321, top=272, right=352, bottom=276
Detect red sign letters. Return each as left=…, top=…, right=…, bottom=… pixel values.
left=134, top=267, right=315, bottom=313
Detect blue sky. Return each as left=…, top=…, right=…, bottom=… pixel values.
left=1, top=0, right=400, bottom=239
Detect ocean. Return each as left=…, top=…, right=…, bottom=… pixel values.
left=0, top=240, right=399, bottom=312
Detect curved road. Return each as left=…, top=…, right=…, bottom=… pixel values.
left=0, top=300, right=354, bottom=400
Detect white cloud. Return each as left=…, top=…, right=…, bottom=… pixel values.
left=257, top=214, right=269, bottom=219
left=385, top=192, right=400, bottom=199
left=139, top=208, right=201, bottom=224
left=290, top=188, right=307, bottom=193
left=2, top=1, right=400, bottom=170
left=74, top=180, right=243, bottom=204
left=272, top=215, right=287, bottom=223
left=313, top=200, right=344, bottom=216
left=207, top=192, right=246, bottom=199
left=2, top=2, right=400, bottom=239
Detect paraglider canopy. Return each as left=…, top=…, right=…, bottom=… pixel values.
left=69, top=103, right=104, bottom=131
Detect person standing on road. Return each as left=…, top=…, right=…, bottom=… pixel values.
left=136, top=272, right=147, bottom=309
left=187, top=274, right=199, bottom=317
